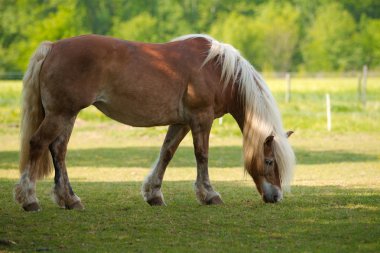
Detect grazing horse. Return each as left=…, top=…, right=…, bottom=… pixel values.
left=14, top=34, right=295, bottom=211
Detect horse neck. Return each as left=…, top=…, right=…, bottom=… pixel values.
left=226, top=83, right=245, bottom=133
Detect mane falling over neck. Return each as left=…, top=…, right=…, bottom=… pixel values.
left=173, top=34, right=296, bottom=190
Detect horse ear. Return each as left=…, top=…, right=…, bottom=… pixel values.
left=265, top=135, right=274, bottom=146
left=286, top=131, right=294, bottom=138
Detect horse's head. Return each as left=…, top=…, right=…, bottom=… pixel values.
left=251, top=131, right=294, bottom=203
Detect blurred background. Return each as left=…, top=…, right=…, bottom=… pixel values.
left=0, top=0, right=380, bottom=78
left=0, top=0, right=379, bottom=133
left=0, top=2, right=379, bottom=251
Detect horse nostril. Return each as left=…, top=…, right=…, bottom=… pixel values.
left=263, top=194, right=275, bottom=203
left=273, top=194, right=278, bottom=202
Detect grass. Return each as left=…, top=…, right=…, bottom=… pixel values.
left=0, top=78, right=380, bottom=252
left=1, top=181, right=379, bottom=252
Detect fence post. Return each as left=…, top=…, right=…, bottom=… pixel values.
left=326, top=94, right=331, bottom=131
left=285, top=72, right=291, bottom=103
left=357, top=73, right=362, bottom=102
left=361, top=65, right=368, bottom=106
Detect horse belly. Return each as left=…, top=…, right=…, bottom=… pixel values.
left=93, top=91, right=184, bottom=127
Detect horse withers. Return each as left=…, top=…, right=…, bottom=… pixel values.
left=14, top=34, right=295, bottom=211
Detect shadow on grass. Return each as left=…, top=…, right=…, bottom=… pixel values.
left=0, top=146, right=378, bottom=170
left=293, top=148, right=378, bottom=164
left=0, top=179, right=379, bottom=252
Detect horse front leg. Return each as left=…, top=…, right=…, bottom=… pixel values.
left=142, top=124, right=190, bottom=206
left=190, top=114, right=223, bottom=205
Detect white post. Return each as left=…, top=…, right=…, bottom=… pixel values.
left=326, top=93, right=331, bottom=131
left=218, top=117, right=223, bottom=125
left=361, top=65, right=368, bottom=106
left=357, top=73, right=362, bottom=102
left=285, top=72, right=291, bottom=103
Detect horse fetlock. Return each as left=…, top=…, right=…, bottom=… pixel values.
left=52, top=186, right=83, bottom=210
left=14, top=174, right=39, bottom=208
left=194, top=183, right=223, bottom=205
left=142, top=175, right=166, bottom=204
left=141, top=181, right=166, bottom=206
left=143, top=188, right=166, bottom=206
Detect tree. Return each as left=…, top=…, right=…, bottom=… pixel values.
left=210, top=12, right=264, bottom=69
left=301, top=2, right=358, bottom=71
left=210, top=1, right=300, bottom=72
left=253, top=1, right=300, bottom=72
left=1, top=0, right=87, bottom=71
left=357, top=16, right=380, bottom=68
left=1, top=0, right=380, bottom=73
left=111, top=13, right=159, bottom=42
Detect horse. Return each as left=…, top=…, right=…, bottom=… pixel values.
left=14, top=34, right=295, bottom=211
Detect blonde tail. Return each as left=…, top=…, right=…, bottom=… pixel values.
left=19, top=42, right=53, bottom=179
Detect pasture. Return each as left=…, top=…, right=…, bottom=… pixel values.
left=0, top=77, right=379, bottom=252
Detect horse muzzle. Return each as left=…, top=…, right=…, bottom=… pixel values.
left=261, top=179, right=283, bottom=203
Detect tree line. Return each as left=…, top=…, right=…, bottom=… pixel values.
left=1, top=0, right=379, bottom=74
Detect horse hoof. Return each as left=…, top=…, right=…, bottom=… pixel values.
left=147, top=196, right=166, bottom=206
left=66, top=201, right=84, bottom=210
left=23, top=202, right=41, bottom=212
left=206, top=195, right=224, bottom=205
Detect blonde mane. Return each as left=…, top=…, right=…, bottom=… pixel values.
left=173, top=34, right=296, bottom=190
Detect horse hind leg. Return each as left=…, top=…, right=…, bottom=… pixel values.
left=14, top=114, right=75, bottom=211
left=49, top=116, right=83, bottom=210
left=142, top=124, right=190, bottom=206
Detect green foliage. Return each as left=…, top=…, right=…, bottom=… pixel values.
left=301, top=3, right=358, bottom=71
left=210, top=13, right=262, bottom=67
left=0, top=0, right=380, bottom=73
left=210, top=1, right=300, bottom=72
left=252, top=1, right=300, bottom=72
left=112, top=13, right=159, bottom=42
left=1, top=0, right=88, bottom=71
left=357, top=16, right=380, bottom=67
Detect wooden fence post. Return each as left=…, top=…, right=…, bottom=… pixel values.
left=357, top=73, right=362, bottom=102
left=361, top=65, right=368, bottom=106
left=285, top=72, right=291, bottom=103
left=326, top=94, right=331, bottom=131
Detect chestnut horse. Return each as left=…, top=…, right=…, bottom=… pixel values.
left=14, top=34, right=295, bottom=211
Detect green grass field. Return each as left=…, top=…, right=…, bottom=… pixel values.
left=0, top=78, right=379, bottom=252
